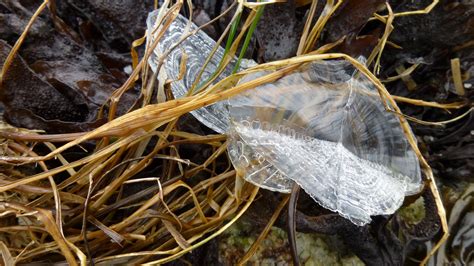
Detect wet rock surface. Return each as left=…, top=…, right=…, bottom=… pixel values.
left=0, top=0, right=142, bottom=132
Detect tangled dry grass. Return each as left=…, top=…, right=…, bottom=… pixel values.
left=0, top=0, right=469, bottom=265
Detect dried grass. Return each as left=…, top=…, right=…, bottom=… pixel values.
left=0, top=0, right=456, bottom=265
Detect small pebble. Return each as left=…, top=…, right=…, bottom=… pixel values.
left=423, top=135, right=435, bottom=142
left=124, top=65, right=132, bottom=75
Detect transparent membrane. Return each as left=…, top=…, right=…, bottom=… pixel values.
left=227, top=60, right=422, bottom=225
left=146, top=11, right=283, bottom=192
left=147, top=10, right=241, bottom=133
left=227, top=127, right=294, bottom=193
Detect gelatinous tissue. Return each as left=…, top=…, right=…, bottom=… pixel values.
left=227, top=61, right=422, bottom=225
left=146, top=10, right=422, bottom=226
left=147, top=10, right=237, bottom=133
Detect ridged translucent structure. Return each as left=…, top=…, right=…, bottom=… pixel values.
left=147, top=10, right=235, bottom=133
left=146, top=10, right=422, bottom=226
left=227, top=60, right=422, bottom=225
left=146, top=10, right=286, bottom=191
left=228, top=127, right=295, bottom=192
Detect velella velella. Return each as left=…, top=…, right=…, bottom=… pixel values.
left=146, top=11, right=422, bottom=226
left=227, top=60, right=422, bottom=225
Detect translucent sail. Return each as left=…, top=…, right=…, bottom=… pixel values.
left=227, top=60, right=422, bottom=225
left=147, top=10, right=237, bottom=133
left=146, top=11, right=284, bottom=191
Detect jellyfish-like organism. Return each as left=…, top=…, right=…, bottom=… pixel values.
left=147, top=10, right=422, bottom=226
left=227, top=60, right=422, bottom=225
